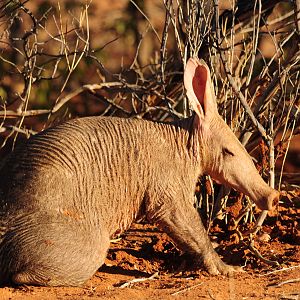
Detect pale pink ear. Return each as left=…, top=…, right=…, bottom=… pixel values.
left=184, top=57, right=218, bottom=120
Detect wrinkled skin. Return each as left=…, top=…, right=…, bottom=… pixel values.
left=0, top=58, right=279, bottom=286
left=202, top=115, right=278, bottom=210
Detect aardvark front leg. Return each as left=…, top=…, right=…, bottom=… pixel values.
left=152, top=201, right=241, bottom=275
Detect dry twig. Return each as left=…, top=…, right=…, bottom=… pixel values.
left=260, top=265, right=300, bottom=277
left=117, top=272, right=159, bottom=289
left=171, top=282, right=203, bottom=296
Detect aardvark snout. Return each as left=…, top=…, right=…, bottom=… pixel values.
left=256, top=189, right=279, bottom=211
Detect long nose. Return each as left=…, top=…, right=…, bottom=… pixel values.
left=256, top=189, right=279, bottom=210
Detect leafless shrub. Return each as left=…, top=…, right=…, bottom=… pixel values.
left=0, top=1, right=91, bottom=147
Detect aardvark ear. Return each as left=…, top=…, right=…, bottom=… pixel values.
left=184, top=57, right=218, bottom=121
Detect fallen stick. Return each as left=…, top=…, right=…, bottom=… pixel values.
left=117, top=272, right=159, bottom=288
left=171, top=282, right=203, bottom=296
left=110, top=238, right=122, bottom=243
left=249, top=241, right=280, bottom=267
left=260, top=265, right=300, bottom=277
left=272, top=277, right=300, bottom=287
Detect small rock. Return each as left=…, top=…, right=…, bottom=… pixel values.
left=257, top=233, right=271, bottom=243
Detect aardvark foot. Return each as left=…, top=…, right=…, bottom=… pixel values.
left=202, top=253, right=244, bottom=276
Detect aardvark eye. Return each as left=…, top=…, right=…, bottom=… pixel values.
left=222, top=148, right=235, bottom=157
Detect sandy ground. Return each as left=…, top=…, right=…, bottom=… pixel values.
left=0, top=219, right=299, bottom=300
